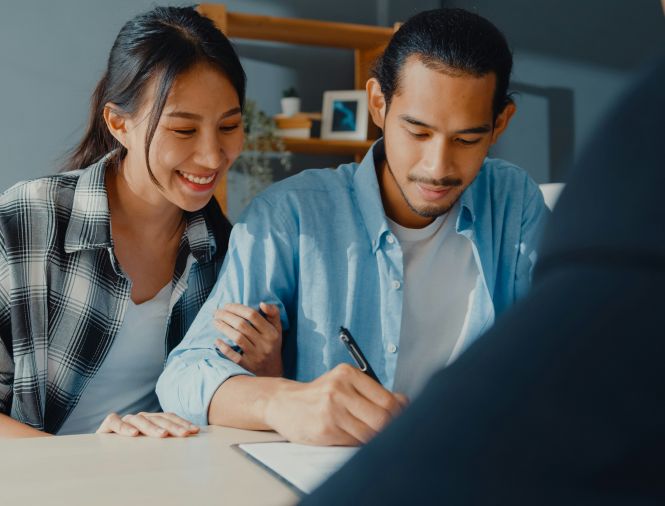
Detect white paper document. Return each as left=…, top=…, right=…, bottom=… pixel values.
left=237, top=441, right=359, bottom=494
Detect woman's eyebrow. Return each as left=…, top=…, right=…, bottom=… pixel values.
left=165, top=107, right=242, bottom=120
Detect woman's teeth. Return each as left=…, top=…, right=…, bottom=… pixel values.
left=178, top=171, right=215, bottom=185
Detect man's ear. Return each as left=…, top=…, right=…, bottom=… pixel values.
left=102, top=103, right=128, bottom=147
left=366, top=78, right=387, bottom=130
left=490, top=101, right=516, bottom=145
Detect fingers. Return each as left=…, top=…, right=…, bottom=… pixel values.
left=343, top=388, right=392, bottom=436
left=215, top=338, right=244, bottom=364
left=159, top=412, right=200, bottom=434
left=214, top=320, right=256, bottom=353
left=335, top=407, right=378, bottom=444
left=96, top=413, right=139, bottom=437
left=394, top=392, right=410, bottom=408
left=259, top=302, right=282, bottom=331
left=96, top=413, right=199, bottom=438
left=122, top=414, right=169, bottom=438
left=220, top=303, right=277, bottom=338
left=147, top=414, right=199, bottom=437
left=346, top=367, right=403, bottom=418
left=214, top=303, right=282, bottom=359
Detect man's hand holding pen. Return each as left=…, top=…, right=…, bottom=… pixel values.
left=264, top=363, right=408, bottom=446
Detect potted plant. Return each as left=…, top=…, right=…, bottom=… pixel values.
left=232, top=99, right=291, bottom=206
left=280, top=86, right=301, bottom=117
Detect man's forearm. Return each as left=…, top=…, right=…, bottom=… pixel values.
left=0, top=413, right=50, bottom=438
left=207, top=375, right=294, bottom=430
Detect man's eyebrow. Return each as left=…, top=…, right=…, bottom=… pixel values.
left=399, top=115, right=492, bottom=135
left=455, top=124, right=492, bottom=134
left=399, top=115, right=436, bottom=130
left=165, top=107, right=242, bottom=120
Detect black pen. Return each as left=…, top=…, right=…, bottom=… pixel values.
left=339, top=326, right=381, bottom=384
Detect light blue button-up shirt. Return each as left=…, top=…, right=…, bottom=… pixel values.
left=157, top=142, right=549, bottom=426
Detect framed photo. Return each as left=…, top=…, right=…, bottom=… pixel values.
left=320, top=90, right=368, bottom=141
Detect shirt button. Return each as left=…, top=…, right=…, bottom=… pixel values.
left=386, top=234, right=395, bottom=244
left=387, top=343, right=398, bottom=353
left=392, top=280, right=401, bottom=290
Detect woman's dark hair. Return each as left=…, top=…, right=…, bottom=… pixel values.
left=65, top=6, right=246, bottom=181
left=373, top=8, right=513, bottom=121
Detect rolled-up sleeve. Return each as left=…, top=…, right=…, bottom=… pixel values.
left=157, top=195, right=297, bottom=425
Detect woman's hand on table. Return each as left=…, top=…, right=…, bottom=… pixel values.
left=96, top=412, right=199, bottom=437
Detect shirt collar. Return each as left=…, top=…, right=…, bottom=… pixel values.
left=353, top=139, right=480, bottom=250
left=457, top=175, right=477, bottom=232
left=64, top=155, right=113, bottom=253
left=64, top=154, right=215, bottom=263
left=353, top=140, right=392, bottom=254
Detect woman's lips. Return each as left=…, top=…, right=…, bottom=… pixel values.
left=176, top=170, right=218, bottom=192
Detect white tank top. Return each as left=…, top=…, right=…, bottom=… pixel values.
left=58, top=283, right=172, bottom=435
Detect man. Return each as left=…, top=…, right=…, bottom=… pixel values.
left=303, top=34, right=665, bottom=506
left=157, top=8, right=549, bottom=445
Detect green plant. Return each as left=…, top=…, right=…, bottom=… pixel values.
left=282, top=86, right=299, bottom=98
left=233, top=99, right=291, bottom=202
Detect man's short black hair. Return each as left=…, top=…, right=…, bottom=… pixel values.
left=372, top=8, right=513, bottom=121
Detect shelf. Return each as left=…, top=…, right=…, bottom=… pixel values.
left=197, top=4, right=394, bottom=212
left=281, top=138, right=374, bottom=156
left=198, top=5, right=394, bottom=50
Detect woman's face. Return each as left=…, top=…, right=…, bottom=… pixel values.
left=117, top=62, right=244, bottom=212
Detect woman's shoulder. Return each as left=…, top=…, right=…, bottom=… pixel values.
left=0, top=171, right=82, bottom=210
left=0, top=171, right=84, bottom=241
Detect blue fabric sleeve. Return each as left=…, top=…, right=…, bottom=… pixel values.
left=514, top=179, right=550, bottom=300
left=156, top=195, right=297, bottom=426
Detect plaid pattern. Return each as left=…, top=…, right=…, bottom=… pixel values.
left=0, top=157, right=230, bottom=433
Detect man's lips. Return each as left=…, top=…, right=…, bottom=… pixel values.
left=415, top=183, right=453, bottom=201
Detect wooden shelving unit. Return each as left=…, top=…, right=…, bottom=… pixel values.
left=197, top=4, right=396, bottom=211
left=281, top=138, right=373, bottom=156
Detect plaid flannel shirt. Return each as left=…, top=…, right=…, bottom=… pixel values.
left=0, top=156, right=230, bottom=433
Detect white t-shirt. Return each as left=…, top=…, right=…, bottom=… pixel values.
left=390, top=203, right=480, bottom=398
left=58, top=283, right=172, bottom=435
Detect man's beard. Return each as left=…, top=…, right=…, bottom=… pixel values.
left=385, top=158, right=464, bottom=218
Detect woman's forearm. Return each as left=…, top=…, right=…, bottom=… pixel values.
left=0, top=413, right=50, bottom=438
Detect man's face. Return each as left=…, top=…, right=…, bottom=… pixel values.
left=368, top=56, right=514, bottom=228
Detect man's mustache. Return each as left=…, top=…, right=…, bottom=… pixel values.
left=407, top=175, right=463, bottom=187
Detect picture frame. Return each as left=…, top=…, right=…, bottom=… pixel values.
left=320, top=90, right=368, bottom=141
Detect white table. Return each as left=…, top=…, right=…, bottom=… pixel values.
left=0, top=426, right=299, bottom=505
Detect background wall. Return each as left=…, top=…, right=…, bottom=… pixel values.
left=0, top=0, right=662, bottom=220
left=444, top=0, right=665, bottom=183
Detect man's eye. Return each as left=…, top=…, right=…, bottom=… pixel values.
left=408, top=131, right=429, bottom=139
left=220, top=124, right=240, bottom=132
left=457, top=138, right=481, bottom=145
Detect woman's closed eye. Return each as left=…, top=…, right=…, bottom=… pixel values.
left=172, top=128, right=196, bottom=137
left=220, top=123, right=240, bottom=133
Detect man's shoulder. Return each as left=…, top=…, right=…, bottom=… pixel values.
left=480, top=158, right=536, bottom=185
left=473, top=158, right=541, bottom=200
left=247, top=163, right=358, bottom=213
left=265, top=163, right=356, bottom=194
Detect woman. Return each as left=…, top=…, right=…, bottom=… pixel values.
left=0, top=6, right=282, bottom=438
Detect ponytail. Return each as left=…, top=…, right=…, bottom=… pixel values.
left=62, top=73, right=124, bottom=171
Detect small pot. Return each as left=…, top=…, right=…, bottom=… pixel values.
left=280, top=97, right=301, bottom=117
